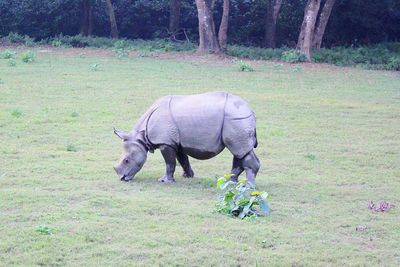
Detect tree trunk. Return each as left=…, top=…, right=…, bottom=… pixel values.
left=218, top=0, right=230, bottom=52
left=106, top=0, right=118, bottom=38
left=169, top=0, right=181, bottom=37
left=80, top=0, right=92, bottom=36
left=195, top=0, right=220, bottom=53
left=264, top=0, right=282, bottom=48
left=312, top=0, right=336, bottom=49
left=297, top=0, right=321, bottom=61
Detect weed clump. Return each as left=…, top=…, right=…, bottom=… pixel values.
left=11, top=109, right=22, bottom=118
left=36, top=225, right=53, bottom=235
left=0, top=49, right=16, bottom=59
left=238, top=61, right=255, bottom=72
left=21, top=51, right=35, bottom=63
left=215, top=174, right=270, bottom=219
left=66, top=144, right=77, bottom=152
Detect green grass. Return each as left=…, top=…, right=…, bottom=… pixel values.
left=0, top=46, right=399, bottom=266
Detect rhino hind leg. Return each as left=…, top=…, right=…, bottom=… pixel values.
left=158, top=145, right=177, bottom=183
left=177, top=151, right=194, bottom=178
left=240, top=150, right=260, bottom=184
left=230, top=157, right=244, bottom=182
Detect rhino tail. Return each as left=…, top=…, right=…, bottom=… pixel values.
left=254, top=128, right=258, bottom=148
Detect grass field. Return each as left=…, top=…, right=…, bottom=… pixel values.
left=0, top=47, right=399, bottom=266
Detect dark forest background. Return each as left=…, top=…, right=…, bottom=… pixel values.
left=0, top=0, right=399, bottom=48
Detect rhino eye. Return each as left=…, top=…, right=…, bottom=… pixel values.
left=124, top=159, right=129, bottom=164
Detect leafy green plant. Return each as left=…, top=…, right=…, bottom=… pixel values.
left=35, top=225, right=53, bottom=235
left=21, top=51, right=35, bottom=63
left=238, top=61, right=255, bottom=72
left=281, top=49, right=307, bottom=63
left=215, top=174, right=270, bottom=219
left=0, top=49, right=16, bottom=59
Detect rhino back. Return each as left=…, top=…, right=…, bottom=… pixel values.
left=170, top=92, right=227, bottom=156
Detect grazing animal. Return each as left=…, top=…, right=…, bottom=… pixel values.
left=113, top=91, right=260, bottom=183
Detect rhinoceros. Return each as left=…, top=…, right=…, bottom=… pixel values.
left=113, top=91, right=260, bottom=183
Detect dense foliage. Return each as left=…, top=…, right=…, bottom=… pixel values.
left=0, top=0, right=399, bottom=48
left=228, top=42, right=400, bottom=70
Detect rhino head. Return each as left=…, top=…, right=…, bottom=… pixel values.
left=113, top=128, right=148, bottom=181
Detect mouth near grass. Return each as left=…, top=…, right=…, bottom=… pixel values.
left=120, top=174, right=133, bottom=182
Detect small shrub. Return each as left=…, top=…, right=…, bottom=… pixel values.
left=66, top=144, right=77, bottom=152
left=36, top=225, right=53, bottom=235
left=215, top=174, right=270, bottom=219
left=0, top=49, right=16, bottom=59
left=23, top=35, right=35, bottom=47
left=51, top=39, right=63, bottom=47
left=238, top=60, right=254, bottom=72
left=21, top=51, right=35, bottom=63
left=7, top=59, right=16, bottom=67
left=113, top=39, right=131, bottom=50
left=7, top=32, right=25, bottom=43
left=11, top=109, right=22, bottom=118
left=281, top=49, right=307, bottom=63
left=387, top=57, right=400, bottom=71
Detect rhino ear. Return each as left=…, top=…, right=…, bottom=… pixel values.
left=113, top=128, right=129, bottom=141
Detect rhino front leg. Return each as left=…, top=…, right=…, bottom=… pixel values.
left=158, top=145, right=177, bottom=183
left=177, top=151, right=194, bottom=178
left=230, top=157, right=244, bottom=182
left=241, top=150, right=260, bottom=184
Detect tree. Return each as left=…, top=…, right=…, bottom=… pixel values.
left=80, top=0, right=93, bottom=36
left=297, top=0, right=321, bottom=61
left=312, top=0, right=336, bottom=49
left=218, top=0, right=230, bottom=52
left=264, top=0, right=282, bottom=48
left=106, top=0, right=118, bottom=38
left=169, top=0, right=181, bottom=38
left=195, top=0, right=220, bottom=53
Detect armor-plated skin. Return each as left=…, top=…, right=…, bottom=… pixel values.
left=114, top=92, right=260, bottom=183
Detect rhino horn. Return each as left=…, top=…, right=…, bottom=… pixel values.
left=113, top=128, right=130, bottom=140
